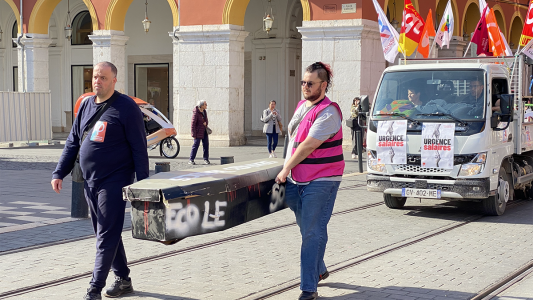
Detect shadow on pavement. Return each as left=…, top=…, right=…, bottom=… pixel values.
left=317, top=282, right=475, bottom=299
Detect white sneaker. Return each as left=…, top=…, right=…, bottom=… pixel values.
left=351, top=153, right=357, bottom=159
left=271, top=151, right=277, bottom=158
left=269, top=153, right=273, bottom=158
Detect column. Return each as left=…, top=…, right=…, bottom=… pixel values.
left=173, top=24, right=248, bottom=147
left=17, top=34, right=53, bottom=92
left=298, top=19, right=384, bottom=148
left=437, top=38, right=467, bottom=58
left=88, top=30, right=129, bottom=93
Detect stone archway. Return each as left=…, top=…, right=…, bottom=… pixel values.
left=3, top=0, right=20, bottom=33
left=223, top=0, right=309, bottom=25
left=509, top=14, right=523, bottom=50
left=28, top=0, right=97, bottom=34
left=105, top=0, right=179, bottom=31
left=462, top=1, right=479, bottom=37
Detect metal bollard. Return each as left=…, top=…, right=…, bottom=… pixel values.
left=282, top=134, right=289, bottom=158
left=220, top=156, right=234, bottom=165
left=71, top=181, right=88, bottom=218
left=356, top=130, right=364, bottom=173
left=155, top=162, right=171, bottom=174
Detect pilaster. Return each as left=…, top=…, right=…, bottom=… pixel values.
left=173, top=25, right=249, bottom=147
left=16, top=34, right=53, bottom=92
left=88, top=30, right=129, bottom=93
left=298, top=19, right=385, bottom=148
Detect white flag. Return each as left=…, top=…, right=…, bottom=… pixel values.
left=520, top=37, right=533, bottom=60
left=372, top=0, right=400, bottom=63
left=500, top=32, right=513, bottom=56
left=479, top=0, right=488, bottom=16
left=435, top=1, right=454, bottom=49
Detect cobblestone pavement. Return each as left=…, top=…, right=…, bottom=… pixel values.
left=1, top=140, right=532, bottom=300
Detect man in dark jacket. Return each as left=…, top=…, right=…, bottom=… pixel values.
left=51, top=61, right=149, bottom=300
left=189, top=100, right=210, bottom=165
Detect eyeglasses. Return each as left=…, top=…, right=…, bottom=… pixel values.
left=301, top=80, right=323, bottom=88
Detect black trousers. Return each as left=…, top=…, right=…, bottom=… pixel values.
left=84, top=177, right=133, bottom=290
left=351, top=127, right=362, bottom=155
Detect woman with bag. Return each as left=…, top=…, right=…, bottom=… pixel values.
left=261, top=100, right=282, bottom=158
left=350, top=97, right=363, bottom=160
left=189, top=100, right=210, bottom=165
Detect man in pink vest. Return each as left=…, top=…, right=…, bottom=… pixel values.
left=276, top=62, right=345, bottom=300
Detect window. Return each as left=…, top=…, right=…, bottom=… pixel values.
left=373, top=70, right=486, bottom=121
left=71, top=11, right=92, bottom=45
left=13, top=67, right=18, bottom=92
left=12, top=21, right=17, bottom=48
left=135, top=64, right=170, bottom=117
left=71, top=65, right=93, bottom=118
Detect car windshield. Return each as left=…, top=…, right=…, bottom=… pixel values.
left=372, top=70, right=486, bottom=122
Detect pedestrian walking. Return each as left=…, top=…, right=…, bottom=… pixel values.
left=261, top=100, right=282, bottom=157
left=51, top=61, right=149, bottom=300
left=275, top=62, right=344, bottom=300
left=189, top=100, right=210, bottom=165
left=350, top=97, right=362, bottom=159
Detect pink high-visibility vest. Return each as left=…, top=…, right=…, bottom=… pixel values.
left=291, top=97, right=345, bottom=182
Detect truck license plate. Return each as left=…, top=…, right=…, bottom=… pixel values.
left=402, top=188, right=441, bottom=199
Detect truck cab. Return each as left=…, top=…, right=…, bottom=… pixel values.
left=365, top=56, right=532, bottom=215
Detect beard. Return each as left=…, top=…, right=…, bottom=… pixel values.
left=304, top=88, right=322, bottom=102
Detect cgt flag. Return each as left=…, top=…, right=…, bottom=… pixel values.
left=372, top=0, right=400, bottom=63
left=398, top=0, right=425, bottom=56
left=486, top=8, right=506, bottom=56
left=521, top=0, right=533, bottom=46
left=418, top=9, right=436, bottom=58
left=435, top=0, right=454, bottom=49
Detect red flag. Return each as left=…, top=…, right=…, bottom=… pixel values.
left=521, top=0, right=533, bottom=46
left=398, top=0, right=425, bottom=56
left=471, top=6, right=492, bottom=56
left=417, top=9, right=436, bottom=58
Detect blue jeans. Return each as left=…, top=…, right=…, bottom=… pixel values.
left=266, top=133, right=278, bottom=153
left=284, top=180, right=340, bottom=292
left=189, top=130, right=209, bottom=161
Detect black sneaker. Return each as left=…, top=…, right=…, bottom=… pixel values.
left=84, top=287, right=102, bottom=300
left=298, top=291, right=318, bottom=300
left=104, top=276, right=133, bottom=298
left=319, top=270, right=329, bottom=281
left=204, top=160, right=211, bottom=165
left=188, top=160, right=195, bottom=165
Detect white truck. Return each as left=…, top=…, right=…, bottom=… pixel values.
left=364, top=54, right=533, bottom=215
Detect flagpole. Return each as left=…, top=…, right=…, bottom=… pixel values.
left=463, top=42, right=471, bottom=57
left=392, top=31, right=408, bottom=64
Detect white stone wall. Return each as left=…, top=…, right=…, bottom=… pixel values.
left=89, top=30, right=129, bottom=93
left=299, top=19, right=385, bottom=149
left=174, top=24, right=248, bottom=147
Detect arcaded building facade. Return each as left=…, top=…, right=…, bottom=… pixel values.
left=0, top=0, right=529, bottom=146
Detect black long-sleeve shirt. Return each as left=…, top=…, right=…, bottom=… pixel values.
left=53, top=91, right=149, bottom=187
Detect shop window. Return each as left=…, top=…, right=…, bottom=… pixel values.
left=71, top=11, right=92, bottom=45
left=71, top=65, right=93, bottom=118
left=135, top=64, right=170, bottom=118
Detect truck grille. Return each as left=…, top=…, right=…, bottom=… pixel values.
left=393, top=165, right=449, bottom=173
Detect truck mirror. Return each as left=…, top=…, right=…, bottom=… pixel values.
left=360, top=95, right=369, bottom=113
left=499, top=94, right=514, bottom=122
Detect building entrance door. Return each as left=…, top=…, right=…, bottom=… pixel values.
left=135, top=64, right=170, bottom=120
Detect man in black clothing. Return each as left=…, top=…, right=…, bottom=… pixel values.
left=51, top=61, right=149, bottom=300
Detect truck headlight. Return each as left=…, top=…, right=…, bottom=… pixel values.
left=367, top=150, right=386, bottom=173
left=458, top=152, right=487, bottom=176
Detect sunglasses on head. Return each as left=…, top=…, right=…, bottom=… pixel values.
left=301, top=80, right=323, bottom=88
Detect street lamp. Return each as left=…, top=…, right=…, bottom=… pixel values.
left=263, top=0, right=274, bottom=34
left=65, top=0, right=72, bottom=40
left=142, top=0, right=151, bottom=33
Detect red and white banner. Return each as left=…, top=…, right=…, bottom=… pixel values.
left=421, top=123, right=455, bottom=169
left=377, top=120, right=407, bottom=165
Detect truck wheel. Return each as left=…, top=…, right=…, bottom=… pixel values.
left=384, top=194, right=407, bottom=209
left=483, top=167, right=510, bottom=216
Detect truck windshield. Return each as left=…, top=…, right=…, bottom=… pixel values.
left=372, top=70, right=485, bottom=122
